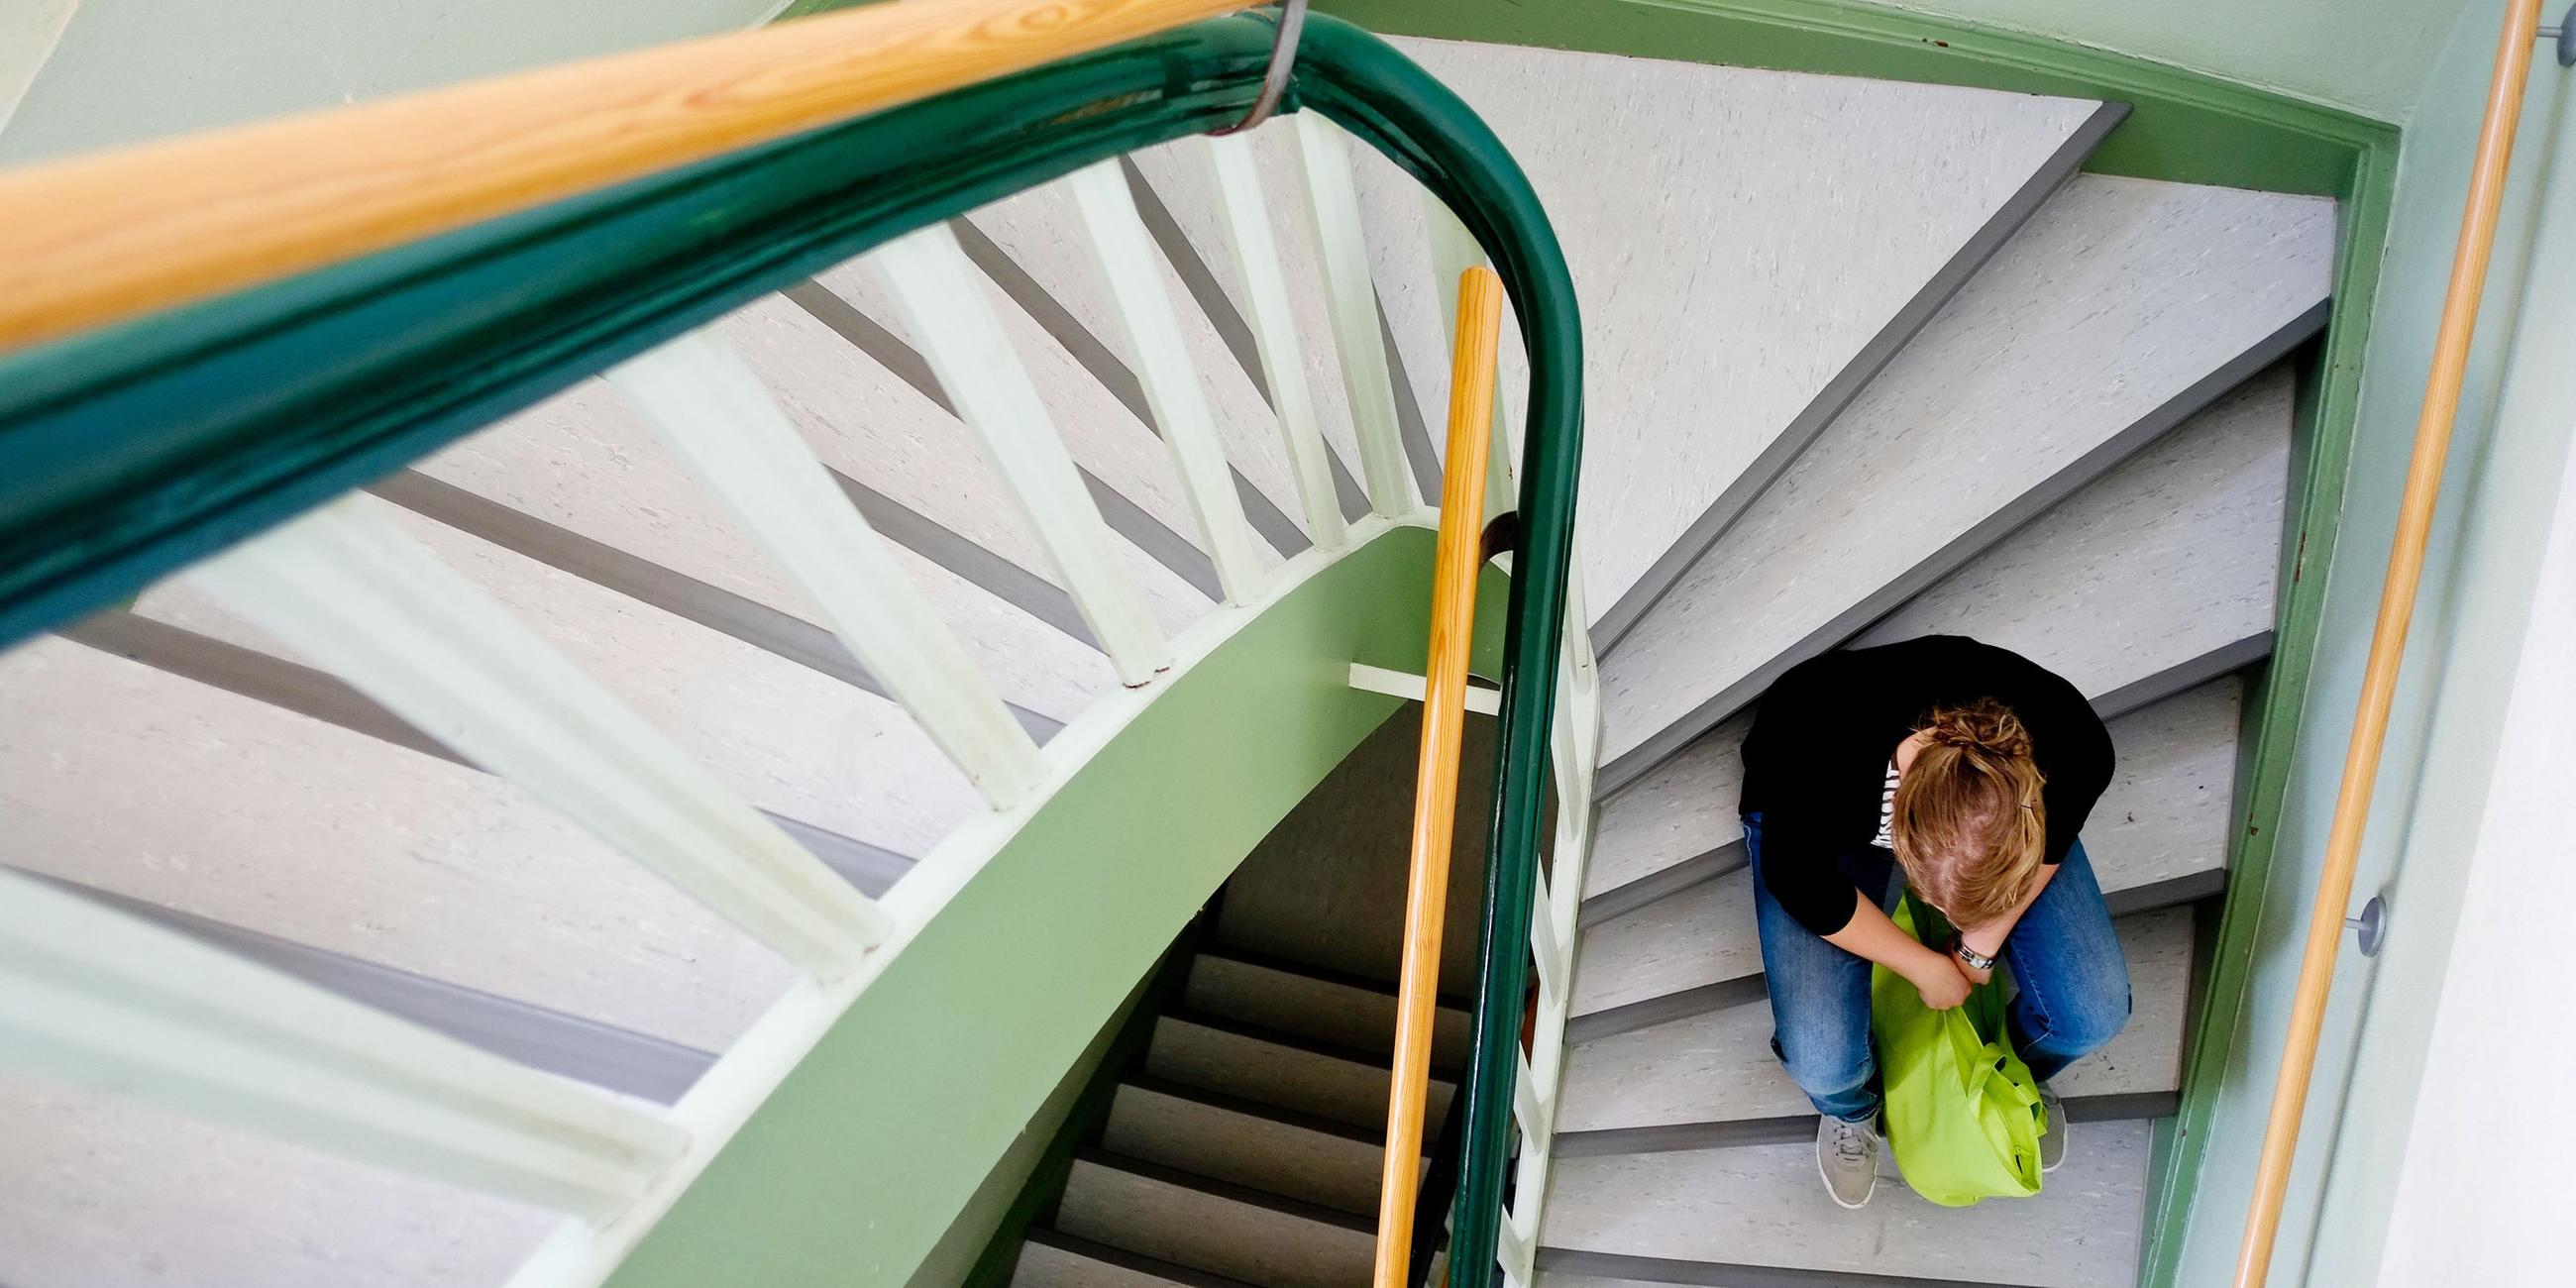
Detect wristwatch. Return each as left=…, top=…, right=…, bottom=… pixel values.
left=1953, top=938, right=1998, bottom=972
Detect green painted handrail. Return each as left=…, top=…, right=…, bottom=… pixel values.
left=0, top=12, right=1580, bottom=1278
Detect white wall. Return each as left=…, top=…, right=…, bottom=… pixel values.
left=0, top=0, right=785, bottom=164
left=1865, top=0, right=2471, bottom=123
left=2165, top=1, right=2576, bottom=1281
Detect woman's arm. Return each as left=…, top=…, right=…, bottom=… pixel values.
left=1825, top=892, right=1973, bottom=1010
left=1951, top=863, right=2059, bottom=986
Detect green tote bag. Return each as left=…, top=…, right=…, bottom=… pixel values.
left=1869, top=898, right=2048, bottom=1207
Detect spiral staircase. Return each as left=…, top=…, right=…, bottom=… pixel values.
left=0, top=9, right=2345, bottom=1288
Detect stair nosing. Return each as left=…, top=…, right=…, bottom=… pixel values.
left=1194, top=945, right=1477, bottom=1014
left=1536, top=1245, right=2037, bottom=1288
left=947, top=213, right=1314, bottom=562
left=1022, top=1229, right=1272, bottom=1288
left=1566, top=891, right=2220, bottom=1046
left=1588, top=98, right=2133, bottom=656
left=1551, top=1091, right=2182, bottom=1159
left=1072, top=1148, right=1378, bottom=1237
left=1118, top=1075, right=1401, bottom=1151
left=1159, top=1008, right=1465, bottom=1082
left=1596, top=298, right=2330, bottom=797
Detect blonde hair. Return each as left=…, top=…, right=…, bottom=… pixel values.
left=1890, top=698, right=2048, bottom=929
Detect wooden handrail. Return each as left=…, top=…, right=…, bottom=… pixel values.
left=2230, top=2, right=2545, bottom=1282
left=0, top=0, right=1246, bottom=353
left=1374, top=265, right=1503, bottom=1288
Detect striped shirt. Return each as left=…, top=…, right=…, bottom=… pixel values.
left=1871, top=759, right=1900, bottom=850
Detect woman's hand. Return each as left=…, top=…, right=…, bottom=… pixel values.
left=1908, top=955, right=1974, bottom=1011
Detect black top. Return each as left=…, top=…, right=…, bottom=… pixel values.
left=1737, top=636, right=2113, bottom=936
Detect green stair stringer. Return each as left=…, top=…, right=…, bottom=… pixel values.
left=599, top=526, right=1509, bottom=1287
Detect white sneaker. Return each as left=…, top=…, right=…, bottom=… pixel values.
left=1817, top=1113, right=1880, bottom=1209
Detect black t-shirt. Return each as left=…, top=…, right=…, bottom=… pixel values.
left=1737, top=636, right=2113, bottom=936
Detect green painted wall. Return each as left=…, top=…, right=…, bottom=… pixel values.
left=602, top=527, right=1507, bottom=1287
left=1850, top=0, right=2468, bottom=123
left=2159, top=2, right=2576, bottom=1281
left=0, top=0, right=781, bottom=163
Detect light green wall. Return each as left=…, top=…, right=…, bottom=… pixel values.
left=2164, top=2, right=2576, bottom=1280
left=0, top=0, right=780, bottom=163
left=1854, top=0, right=2469, bottom=123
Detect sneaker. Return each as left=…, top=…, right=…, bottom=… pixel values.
left=2038, top=1085, right=2069, bottom=1173
left=1816, top=1113, right=1880, bottom=1209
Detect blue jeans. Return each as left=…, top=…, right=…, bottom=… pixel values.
left=1745, top=811, right=2131, bottom=1122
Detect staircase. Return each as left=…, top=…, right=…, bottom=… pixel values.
left=1373, top=35, right=2328, bottom=1288
left=0, top=10, right=2341, bottom=1288
left=1010, top=33, right=2332, bottom=1288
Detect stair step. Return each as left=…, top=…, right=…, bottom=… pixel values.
left=952, top=182, right=1313, bottom=556
left=1569, top=678, right=2241, bottom=1036
left=1557, top=909, right=2193, bottom=1138
left=1017, top=1230, right=1270, bottom=1288
left=1599, top=173, right=2334, bottom=787
left=408, top=369, right=1116, bottom=723
left=1539, top=1120, right=2151, bottom=1288
left=3, top=631, right=790, bottom=1054
left=1342, top=37, right=2110, bottom=628
left=1056, top=1153, right=1375, bottom=1288
left=1143, top=1014, right=1455, bottom=1132
left=1102, top=1080, right=1411, bottom=1218
left=1585, top=367, right=2290, bottom=914
left=787, top=270, right=1219, bottom=634
left=1185, top=951, right=1473, bottom=1068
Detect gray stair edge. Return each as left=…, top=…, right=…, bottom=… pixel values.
left=15, top=868, right=714, bottom=1103
left=54, top=611, right=919, bottom=899
left=1071, top=1149, right=1379, bottom=1236
left=1116, top=156, right=1372, bottom=523
left=1578, top=631, right=2275, bottom=928
left=1535, top=1246, right=2043, bottom=1288
left=1552, top=1091, right=2181, bottom=1159
left=1596, top=298, right=2331, bottom=797
left=1119, top=1075, right=1398, bottom=1152
left=1194, top=944, right=1480, bottom=1014
left=947, top=214, right=1315, bottom=559
left=777, top=276, right=1225, bottom=604
left=369, top=471, right=1065, bottom=742
left=1161, top=1009, right=1466, bottom=1083
left=1021, top=1229, right=1270, bottom=1288
left=1564, top=880, right=2223, bottom=1046
left=1588, top=100, right=2133, bottom=654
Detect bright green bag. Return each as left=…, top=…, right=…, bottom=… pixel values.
left=1869, top=898, right=2048, bottom=1206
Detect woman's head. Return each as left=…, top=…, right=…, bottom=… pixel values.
left=1891, top=698, right=2047, bottom=928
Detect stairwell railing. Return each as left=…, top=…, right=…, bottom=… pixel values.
left=0, top=2, right=1584, bottom=1284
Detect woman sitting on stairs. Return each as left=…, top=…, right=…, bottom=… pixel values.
left=1737, top=634, right=2130, bottom=1209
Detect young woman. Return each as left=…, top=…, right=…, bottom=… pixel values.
left=1737, top=634, right=2130, bottom=1208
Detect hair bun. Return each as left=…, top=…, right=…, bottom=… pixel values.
left=1925, top=698, right=2034, bottom=759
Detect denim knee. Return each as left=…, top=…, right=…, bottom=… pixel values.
left=2032, top=979, right=2131, bottom=1059
left=1772, top=1024, right=1874, bottom=1101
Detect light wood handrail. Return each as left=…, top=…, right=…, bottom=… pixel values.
left=0, top=0, right=1247, bottom=353
left=2231, top=2, right=2544, bottom=1282
left=1373, top=265, right=1503, bottom=1288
